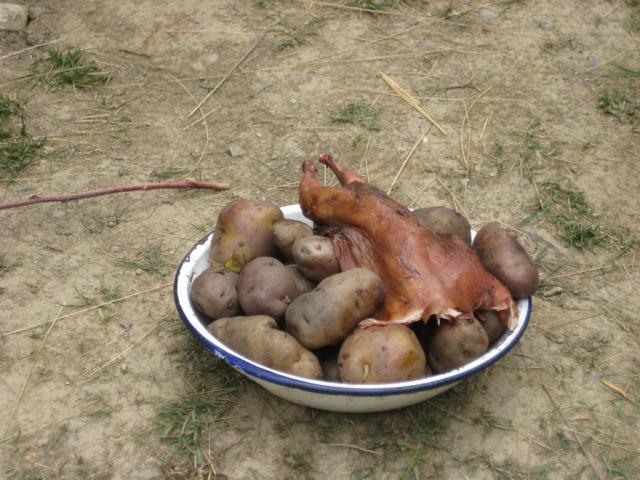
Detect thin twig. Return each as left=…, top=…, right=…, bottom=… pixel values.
left=387, top=125, right=432, bottom=194
left=542, top=385, right=605, bottom=480
left=601, top=379, right=633, bottom=402
left=173, top=75, right=211, bottom=174
left=0, top=37, right=66, bottom=61
left=187, top=22, right=276, bottom=118
left=408, top=179, right=436, bottom=208
left=380, top=72, right=447, bottom=135
left=311, top=1, right=406, bottom=16
left=80, top=322, right=160, bottom=379
left=435, top=177, right=468, bottom=219
left=0, top=179, right=229, bottom=210
left=1, top=283, right=172, bottom=336
left=4, top=306, right=64, bottom=437
left=324, top=443, right=383, bottom=455
left=183, top=106, right=220, bottom=131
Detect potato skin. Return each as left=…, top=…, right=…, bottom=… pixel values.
left=285, top=268, right=384, bottom=349
left=209, top=199, right=284, bottom=272
left=413, top=206, right=471, bottom=244
left=237, top=257, right=299, bottom=318
left=208, top=315, right=322, bottom=379
left=291, top=235, right=340, bottom=282
left=476, top=310, right=507, bottom=344
left=427, top=316, right=489, bottom=373
left=286, top=264, right=316, bottom=295
left=273, top=219, right=313, bottom=260
left=190, top=268, right=239, bottom=320
left=473, top=222, right=539, bottom=298
left=338, top=324, right=428, bottom=384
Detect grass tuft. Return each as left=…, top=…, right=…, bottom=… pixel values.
left=598, top=89, right=640, bottom=122
left=33, top=48, right=111, bottom=88
left=0, top=97, right=46, bottom=183
left=118, top=245, right=168, bottom=273
left=276, top=16, right=326, bottom=50
left=524, top=180, right=638, bottom=252
left=330, top=101, right=383, bottom=131
left=150, top=168, right=188, bottom=181
left=156, top=389, right=233, bottom=456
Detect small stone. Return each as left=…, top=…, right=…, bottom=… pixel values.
left=135, top=269, right=143, bottom=276
left=120, top=319, right=132, bottom=330
left=478, top=7, right=500, bottom=21
left=0, top=3, right=28, bottom=32
left=37, top=438, right=49, bottom=447
left=541, top=286, right=563, bottom=298
left=584, top=57, right=600, bottom=69
left=121, top=363, right=129, bottom=373
left=227, top=145, right=245, bottom=157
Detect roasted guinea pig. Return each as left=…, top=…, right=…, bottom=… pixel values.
left=298, top=154, right=517, bottom=328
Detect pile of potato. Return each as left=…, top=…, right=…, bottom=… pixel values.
left=190, top=199, right=538, bottom=384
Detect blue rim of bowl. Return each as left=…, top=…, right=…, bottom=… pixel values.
left=174, top=221, right=532, bottom=397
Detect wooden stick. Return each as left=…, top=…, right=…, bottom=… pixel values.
left=380, top=72, right=447, bottom=135
left=0, top=178, right=229, bottom=210
left=387, top=125, right=432, bottom=194
left=542, top=385, right=605, bottom=480
left=601, top=379, right=633, bottom=402
left=187, top=22, right=276, bottom=118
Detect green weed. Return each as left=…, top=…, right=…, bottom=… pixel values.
left=330, top=101, right=383, bottom=131
left=156, top=389, right=233, bottom=457
left=0, top=97, right=46, bottom=183
left=0, top=255, right=22, bottom=275
left=525, top=180, right=606, bottom=250
left=33, top=49, right=111, bottom=88
left=118, top=245, right=168, bottom=273
left=276, top=16, right=326, bottom=50
left=150, top=168, right=188, bottom=181
left=598, top=89, right=640, bottom=122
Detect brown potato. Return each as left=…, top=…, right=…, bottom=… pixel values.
left=291, top=235, right=340, bottom=282
left=413, top=206, right=471, bottom=244
left=286, top=264, right=316, bottom=295
left=237, top=257, right=299, bottom=318
left=273, top=219, right=314, bottom=260
left=285, top=268, right=384, bottom=349
left=476, top=310, right=507, bottom=344
left=427, top=317, right=489, bottom=373
left=209, top=199, right=283, bottom=272
left=338, top=324, right=428, bottom=384
left=473, top=222, right=539, bottom=298
left=190, top=268, right=239, bottom=320
left=209, top=267, right=239, bottom=287
left=208, top=315, right=322, bottom=379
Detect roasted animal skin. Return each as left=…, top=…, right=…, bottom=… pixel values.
left=299, top=154, right=517, bottom=328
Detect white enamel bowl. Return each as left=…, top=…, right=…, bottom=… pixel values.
left=174, top=205, right=532, bottom=413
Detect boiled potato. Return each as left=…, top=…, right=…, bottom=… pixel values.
left=413, top=206, right=471, bottom=244
left=285, top=268, right=384, bottom=349
left=208, top=315, right=322, bottom=379
left=190, top=268, right=239, bottom=320
left=338, top=324, right=428, bottom=384
left=291, top=235, right=340, bottom=282
left=286, top=264, right=316, bottom=295
left=238, top=257, right=300, bottom=318
left=427, top=316, right=489, bottom=373
left=209, top=199, right=283, bottom=272
left=476, top=310, right=507, bottom=344
left=273, top=219, right=314, bottom=260
left=473, top=223, right=539, bottom=298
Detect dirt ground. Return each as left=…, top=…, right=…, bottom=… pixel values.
left=1, top=0, right=639, bottom=478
